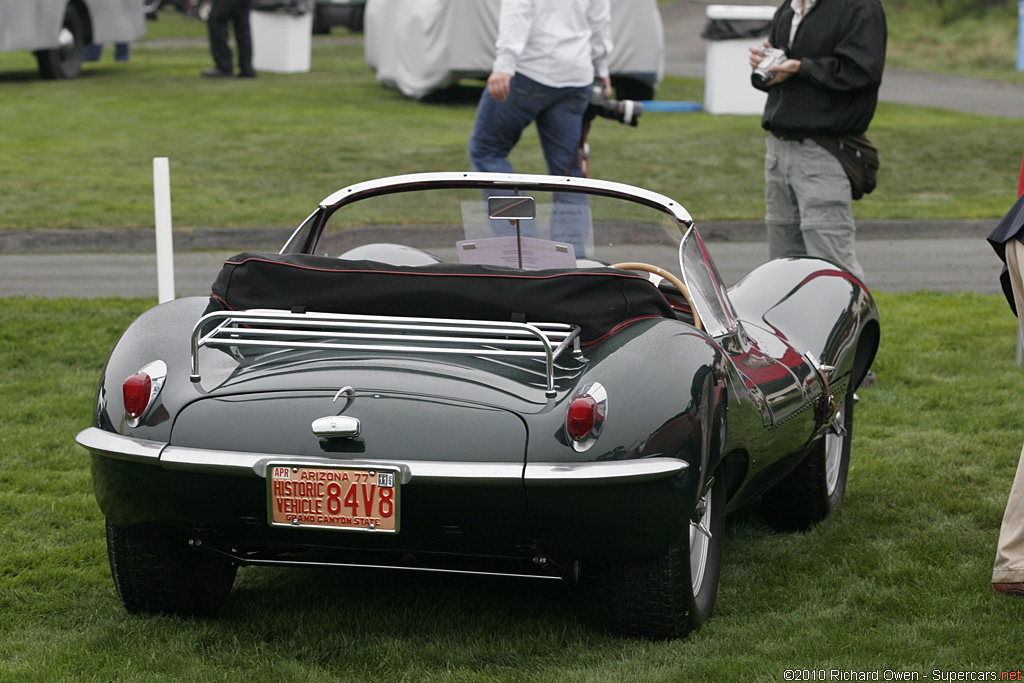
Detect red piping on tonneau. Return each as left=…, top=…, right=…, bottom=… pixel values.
left=582, top=316, right=665, bottom=348
left=220, top=255, right=656, bottom=285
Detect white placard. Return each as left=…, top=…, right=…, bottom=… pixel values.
left=456, top=236, right=577, bottom=270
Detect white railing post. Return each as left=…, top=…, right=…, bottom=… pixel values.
left=153, top=157, right=175, bottom=303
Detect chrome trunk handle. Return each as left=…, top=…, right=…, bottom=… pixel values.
left=311, top=416, right=361, bottom=438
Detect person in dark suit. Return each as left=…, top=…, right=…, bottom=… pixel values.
left=202, top=0, right=256, bottom=78
left=986, top=193, right=1024, bottom=598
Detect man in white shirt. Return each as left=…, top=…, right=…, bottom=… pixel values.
left=468, top=0, right=613, bottom=179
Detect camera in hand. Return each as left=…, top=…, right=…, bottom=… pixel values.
left=752, top=47, right=787, bottom=86
left=586, top=84, right=642, bottom=127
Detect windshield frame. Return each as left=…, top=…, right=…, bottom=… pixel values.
left=280, top=172, right=694, bottom=256
left=679, top=226, right=741, bottom=340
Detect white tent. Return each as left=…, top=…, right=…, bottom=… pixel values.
left=364, top=0, right=664, bottom=100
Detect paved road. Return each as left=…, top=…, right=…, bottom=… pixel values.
left=0, top=234, right=1001, bottom=298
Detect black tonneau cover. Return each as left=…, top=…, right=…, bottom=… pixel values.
left=207, top=252, right=675, bottom=344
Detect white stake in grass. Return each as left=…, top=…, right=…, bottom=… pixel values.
left=153, top=157, right=175, bottom=303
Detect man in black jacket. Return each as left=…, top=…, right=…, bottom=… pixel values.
left=748, top=0, right=886, bottom=284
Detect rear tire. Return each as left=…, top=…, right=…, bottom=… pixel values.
left=106, top=520, right=236, bottom=616
left=762, top=392, right=854, bottom=531
left=589, top=471, right=725, bottom=639
left=35, top=4, right=87, bottom=79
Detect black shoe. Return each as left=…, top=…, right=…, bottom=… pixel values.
left=201, top=67, right=233, bottom=78
left=237, top=70, right=257, bottom=78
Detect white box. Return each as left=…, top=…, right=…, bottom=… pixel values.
left=250, top=10, right=313, bottom=74
left=703, top=5, right=777, bottom=115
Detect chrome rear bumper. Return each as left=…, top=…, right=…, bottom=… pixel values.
left=76, top=427, right=687, bottom=486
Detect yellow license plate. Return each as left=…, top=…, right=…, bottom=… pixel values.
left=268, top=465, right=399, bottom=532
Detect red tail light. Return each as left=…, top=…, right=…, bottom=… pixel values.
left=564, top=382, right=607, bottom=452
left=121, top=360, right=167, bottom=425
left=123, top=372, right=152, bottom=419
left=566, top=396, right=597, bottom=441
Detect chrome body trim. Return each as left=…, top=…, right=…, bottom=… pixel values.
left=524, top=458, right=687, bottom=485
left=75, top=428, right=164, bottom=463
left=200, top=548, right=564, bottom=582
left=76, top=427, right=688, bottom=486
left=189, top=309, right=580, bottom=398
left=315, top=172, right=694, bottom=228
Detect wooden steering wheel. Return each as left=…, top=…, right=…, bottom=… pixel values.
left=611, top=262, right=703, bottom=331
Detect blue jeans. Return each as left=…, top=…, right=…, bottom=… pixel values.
left=469, top=74, right=592, bottom=257
left=468, top=73, right=590, bottom=177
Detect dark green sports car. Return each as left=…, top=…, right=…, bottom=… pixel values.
left=76, top=172, right=878, bottom=639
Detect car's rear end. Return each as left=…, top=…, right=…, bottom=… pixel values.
left=82, top=259, right=710, bottom=559
left=77, top=174, right=729, bottom=637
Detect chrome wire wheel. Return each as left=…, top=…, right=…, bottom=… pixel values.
left=824, top=406, right=847, bottom=497
left=689, top=485, right=714, bottom=596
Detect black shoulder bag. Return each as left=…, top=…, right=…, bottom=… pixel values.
left=812, top=133, right=880, bottom=200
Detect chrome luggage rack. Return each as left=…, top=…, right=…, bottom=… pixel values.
left=189, top=309, right=582, bottom=397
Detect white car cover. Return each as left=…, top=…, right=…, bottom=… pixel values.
left=364, top=0, right=664, bottom=100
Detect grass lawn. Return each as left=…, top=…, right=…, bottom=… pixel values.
left=886, top=1, right=1024, bottom=81
left=1, top=291, right=1023, bottom=681
left=3, top=5, right=1024, bottom=680
left=0, top=9, right=1022, bottom=233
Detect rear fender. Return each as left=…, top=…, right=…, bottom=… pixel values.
left=729, top=257, right=879, bottom=384
left=94, top=297, right=209, bottom=442
left=522, top=319, right=728, bottom=557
